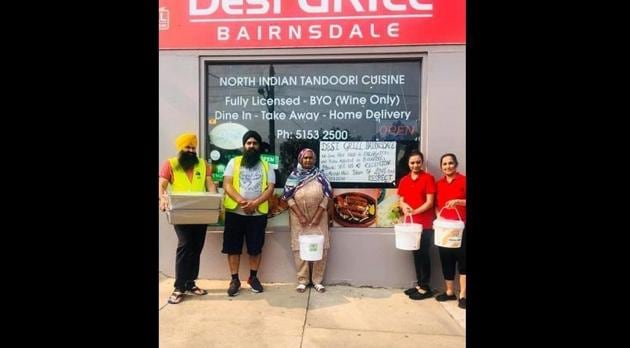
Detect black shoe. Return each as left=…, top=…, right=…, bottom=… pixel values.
left=227, top=279, right=241, bottom=297
left=435, top=293, right=457, bottom=302
left=409, top=289, right=433, bottom=300
left=458, top=297, right=466, bottom=309
left=248, top=276, right=264, bottom=293
left=404, top=287, right=419, bottom=295
left=418, top=284, right=431, bottom=291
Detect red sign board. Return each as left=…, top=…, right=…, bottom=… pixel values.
left=159, top=0, right=465, bottom=49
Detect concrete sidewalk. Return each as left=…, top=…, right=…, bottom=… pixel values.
left=159, top=273, right=465, bottom=347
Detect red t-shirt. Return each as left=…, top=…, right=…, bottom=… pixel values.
left=397, top=171, right=436, bottom=228
left=435, top=172, right=466, bottom=223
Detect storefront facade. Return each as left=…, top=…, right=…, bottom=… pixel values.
left=159, top=0, right=465, bottom=288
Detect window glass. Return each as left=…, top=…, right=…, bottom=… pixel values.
left=205, top=60, right=421, bottom=188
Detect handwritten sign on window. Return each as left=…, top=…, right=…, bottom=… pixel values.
left=319, top=141, right=396, bottom=183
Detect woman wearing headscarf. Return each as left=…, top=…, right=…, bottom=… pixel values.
left=282, top=148, right=333, bottom=293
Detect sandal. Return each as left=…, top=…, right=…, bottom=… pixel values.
left=314, top=284, right=326, bottom=293
left=187, top=286, right=208, bottom=296
left=168, top=290, right=184, bottom=304
left=296, top=284, right=307, bottom=293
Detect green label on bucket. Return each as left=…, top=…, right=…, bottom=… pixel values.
left=309, top=244, right=318, bottom=252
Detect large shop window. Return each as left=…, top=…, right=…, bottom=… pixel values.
left=205, top=60, right=421, bottom=189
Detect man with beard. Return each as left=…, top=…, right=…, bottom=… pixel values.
left=222, top=130, right=275, bottom=296
left=159, top=132, right=218, bottom=304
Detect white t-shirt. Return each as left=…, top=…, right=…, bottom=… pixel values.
left=224, top=158, right=276, bottom=215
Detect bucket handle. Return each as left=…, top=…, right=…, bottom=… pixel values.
left=309, top=225, right=323, bottom=234
left=299, top=222, right=323, bottom=233
left=437, top=206, right=463, bottom=222
left=403, top=214, right=415, bottom=225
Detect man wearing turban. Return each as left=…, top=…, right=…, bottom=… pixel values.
left=221, top=130, right=275, bottom=296
left=159, top=132, right=218, bottom=304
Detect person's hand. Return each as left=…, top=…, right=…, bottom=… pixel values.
left=298, top=215, right=308, bottom=226
left=402, top=203, right=413, bottom=216
left=159, top=195, right=169, bottom=212
left=310, top=213, right=322, bottom=226
left=445, top=200, right=458, bottom=209
left=242, top=200, right=256, bottom=214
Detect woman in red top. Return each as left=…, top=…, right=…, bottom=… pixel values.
left=434, top=153, right=466, bottom=309
left=397, top=150, right=436, bottom=300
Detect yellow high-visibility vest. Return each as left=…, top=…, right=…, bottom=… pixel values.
left=223, top=156, right=269, bottom=214
left=168, top=157, right=206, bottom=192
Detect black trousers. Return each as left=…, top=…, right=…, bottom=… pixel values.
left=412, top=229, right=433, bottom=289
left=174, top=224, right=208, bottom=291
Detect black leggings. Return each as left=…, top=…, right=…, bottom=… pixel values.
left=438, top=229, right=466, bottom=280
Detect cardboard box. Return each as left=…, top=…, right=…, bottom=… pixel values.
left=168, top=192, right=223, bottom=210
left=166, top=209, right=220, bottom=225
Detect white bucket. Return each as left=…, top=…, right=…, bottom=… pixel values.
left=433, top=207, right=465, bottom=248
left=299, top=235, right=325, bottom=261
left=394, top=216, right=422, bottom=250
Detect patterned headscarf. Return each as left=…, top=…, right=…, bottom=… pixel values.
left=282, top=148, right=333, bottom=201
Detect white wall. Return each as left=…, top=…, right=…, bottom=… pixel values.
left=424, top=49, right=466, bottom=177
left=159, top=46, right=465, bottom=289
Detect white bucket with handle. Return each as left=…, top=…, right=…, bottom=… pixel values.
left=299, top=234, right=325, bottom=261
left=394, top=216, right=422, bottom=250
left=433, top=207, right=465, bottom=248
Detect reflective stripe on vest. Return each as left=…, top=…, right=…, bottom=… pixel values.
left=223, top=156, right=269, bottom=214
left=168, top=157, right=206, bottom=192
